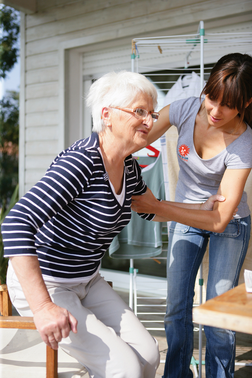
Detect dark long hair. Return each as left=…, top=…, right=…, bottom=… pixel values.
left=202, top=53, right=252, bottom=126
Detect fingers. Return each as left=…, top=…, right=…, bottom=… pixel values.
left=233, top=207, right=238, bottom=218
left=42, top=326, right=64, bottom=350
left=211, top=194, right=225, bottom=202
left=44, top=315, right=74, bottom=349
left=34, top=307, right=77, bottom=350
left=47, top=334, right=59, bottom=350
left=68, top=312, right=78, bottom=334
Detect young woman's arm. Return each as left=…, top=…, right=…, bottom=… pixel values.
left=147, top=104, right=172, bottom=145
left=132, top=168, right=251, bottom=232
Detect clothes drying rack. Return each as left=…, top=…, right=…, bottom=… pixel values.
left=129, top=21, right=252, bottom=378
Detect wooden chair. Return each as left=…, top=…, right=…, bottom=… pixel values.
left=0, top=281, right=113, bottom=378
left=0, top=284, right=58, bottom=378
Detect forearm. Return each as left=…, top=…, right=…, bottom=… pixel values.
left=153, top=201, right=202, bottom=222
left=152, top=199, right=230, bottom=232
left=146, top=105, right=171, bottom=145
left=10, top=255, right=52, bottom=315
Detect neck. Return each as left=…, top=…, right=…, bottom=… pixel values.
left=99, top=132, right=125, bottom=168
left=225, top=118, right=245, bottom=135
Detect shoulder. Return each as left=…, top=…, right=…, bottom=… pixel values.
left=48, top=133, right=101, bottom=176
left=170, top=96, right=201, bottom=111
left=226, top=126, right=252, bottom=168
left=237, top=125, right=252, bottom=146
left=125, top=154, right=141, bottom=176
left=169, top=97, right=202, bottom=127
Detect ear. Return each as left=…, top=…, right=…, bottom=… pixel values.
left=101, top=107, right=112, bottom=126
left=246, top=98, right=252, bottom=108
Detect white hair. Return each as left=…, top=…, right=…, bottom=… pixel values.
left=86, top=71, right=158, bottom=133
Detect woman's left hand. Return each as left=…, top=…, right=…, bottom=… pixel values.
left=200, top=194, right=225, bottom=211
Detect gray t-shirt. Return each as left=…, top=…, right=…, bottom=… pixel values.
left=169, top=97, right=252, bottom=218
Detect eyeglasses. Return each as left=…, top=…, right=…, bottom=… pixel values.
left=110, top=107, right=160, bottom=122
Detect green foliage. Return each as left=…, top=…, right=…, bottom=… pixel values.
left=0, top=6, right=20, bottom=284
left=0, top=90, right=19, bottom=208
left=0, top=184, right=19, bottom=284
left=0, top=5, right=20, bottom=79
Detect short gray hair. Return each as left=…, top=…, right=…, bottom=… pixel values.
left=86, top=71, right=158, bottom=133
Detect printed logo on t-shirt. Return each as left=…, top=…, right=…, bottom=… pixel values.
left=178, top=144, right=190, bottom=161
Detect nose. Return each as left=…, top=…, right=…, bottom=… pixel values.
left=211, top=101, right=223, bottom=116
left=142, top=113, right=153, bottom=127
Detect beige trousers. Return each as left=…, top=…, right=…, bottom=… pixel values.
left=7, top=265, right=160, bottom=378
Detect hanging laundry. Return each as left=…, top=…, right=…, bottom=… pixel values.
left=163, top=71, right=203, bottom=106
left=109, top=153, right=165, bottom=259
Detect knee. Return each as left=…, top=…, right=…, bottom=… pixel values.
left=149, top=337, right=160, bottom=369
left=123, top=337, right=160, bottom=378
left=205, top=325, right=235, bottom=339
left=108, top=349, right=143, bottom=378
left=140, top=336, right=160, bottom=377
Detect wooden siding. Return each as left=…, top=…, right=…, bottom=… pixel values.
left=20, top=0, right=252, bottom=195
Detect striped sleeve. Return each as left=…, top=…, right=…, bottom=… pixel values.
left=1, top=148, right=93, bottom=257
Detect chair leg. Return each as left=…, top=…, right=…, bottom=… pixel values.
left=46, top=345, right=58, bottom=378
left=0, top=284, right=12, bottom=316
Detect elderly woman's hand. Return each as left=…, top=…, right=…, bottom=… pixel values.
left=33, top=302, right=78, bottom=350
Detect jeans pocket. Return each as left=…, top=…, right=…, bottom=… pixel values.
left=169, top=221, right=190, bottom=234
left=212, top=219, right=241, bottom=238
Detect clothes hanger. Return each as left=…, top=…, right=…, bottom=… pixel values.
left=138, top=145, right=160, bottom=168
left=146, top=145, right=160, bottom=157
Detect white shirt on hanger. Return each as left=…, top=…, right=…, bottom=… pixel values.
left=163, top=71, right=203, bottom=106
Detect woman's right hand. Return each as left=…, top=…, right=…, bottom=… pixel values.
left=33, top=302, right=78, bottom=350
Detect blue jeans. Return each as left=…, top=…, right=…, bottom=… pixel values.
left=163, top=216, right=251, bottom=378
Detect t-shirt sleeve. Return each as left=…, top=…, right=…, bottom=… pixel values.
left=225, top=127, right=252, bottom=169
left=169, top=97, right=201, bottom=133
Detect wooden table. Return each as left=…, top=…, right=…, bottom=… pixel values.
left=193, top=283, right=252, bottom=334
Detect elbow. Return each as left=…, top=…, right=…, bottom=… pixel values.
left=213, top=224, right=227, bottom=234
left=212, top=218, right=231, bottom=234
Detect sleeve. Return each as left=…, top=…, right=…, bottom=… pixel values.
left=169, top=97, right=200, bottom=133
left=1, top=148, right=93, bottom=257
left=225, top=128, right=252, bottom=169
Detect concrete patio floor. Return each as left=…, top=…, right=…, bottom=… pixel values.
left=0, top=289, right=252, bottom=378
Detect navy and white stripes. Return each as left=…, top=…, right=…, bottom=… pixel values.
left=2, top=133, right=153, bottom=280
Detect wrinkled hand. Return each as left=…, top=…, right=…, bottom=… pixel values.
left=33, top=302, right=78, bottom=350
left=200, top=194, right=225, bottom=211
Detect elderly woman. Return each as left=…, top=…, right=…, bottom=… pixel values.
left=1, top=71, right=161, bottom=378
left=2, top=71, right=222, bottom=378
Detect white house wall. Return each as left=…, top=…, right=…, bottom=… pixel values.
left=19, top=0, right=252, bottom=196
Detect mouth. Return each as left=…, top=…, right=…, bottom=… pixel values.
left=210, top=114, right=221, bottom=123
left=138, top=128, right=149, bottom=135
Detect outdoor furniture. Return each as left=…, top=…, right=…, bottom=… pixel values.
left=193, top=283, right=252, bottom=334
left=0, top=281, right=113, bottom=377
left=0, top=284, right=58, bottom=378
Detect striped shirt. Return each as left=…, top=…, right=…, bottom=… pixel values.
left=2, top=133, right=153, bottom=281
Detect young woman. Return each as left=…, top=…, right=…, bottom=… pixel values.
left=131, top=53, right=252, bottom=378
